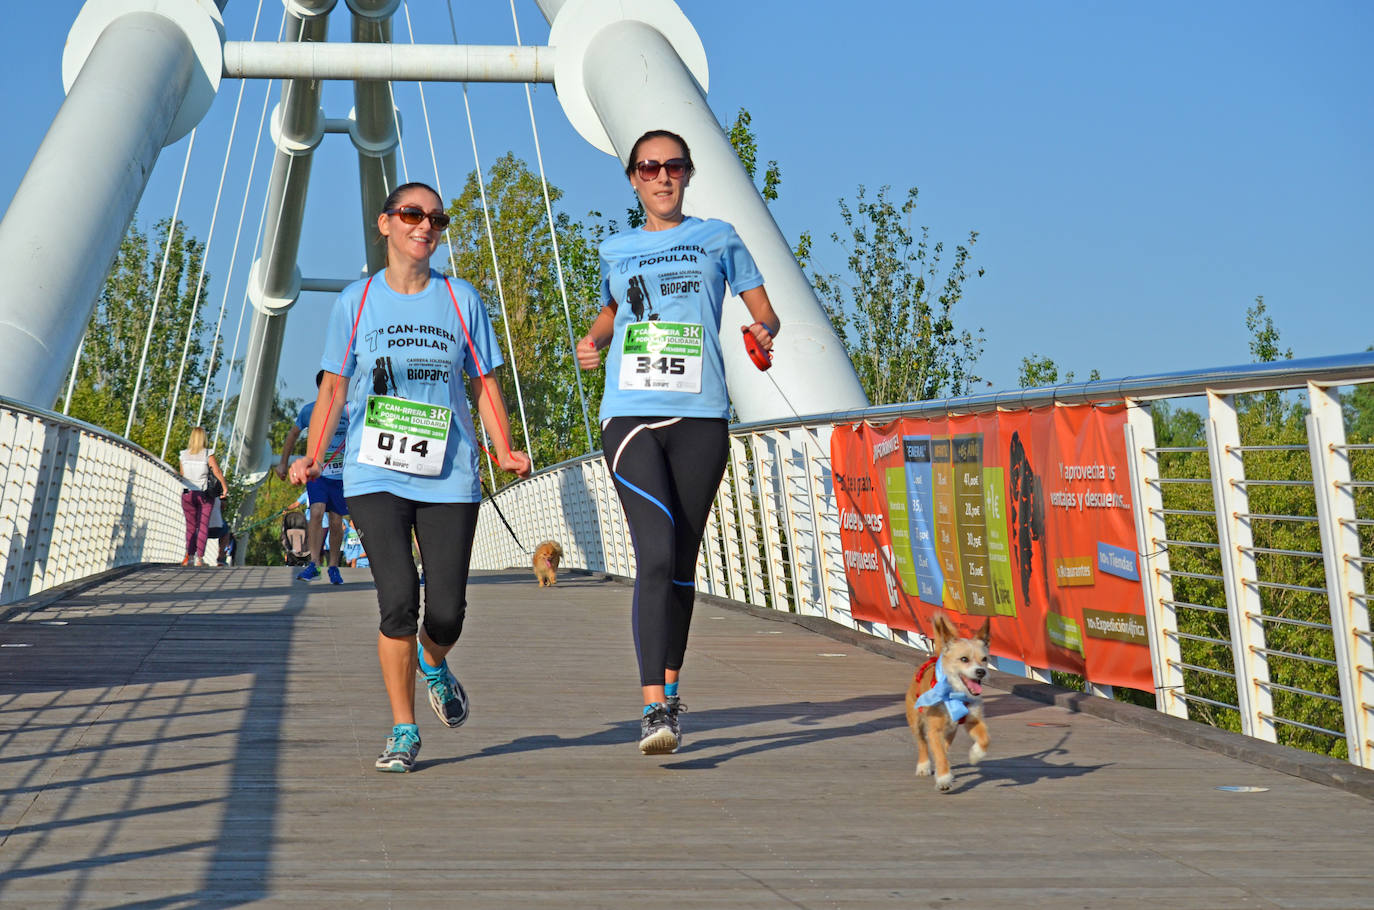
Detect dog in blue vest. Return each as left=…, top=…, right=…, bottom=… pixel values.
left=905, top=613, right=992, bottom=792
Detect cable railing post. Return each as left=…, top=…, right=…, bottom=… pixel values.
left=1125, top=400, right=1189, bottom=718
left=730, top=435, right=765, bottom=608
left=1306, top=380, right=1374, bottom=768
left=757, top=430, right=795, bottom=613
left=1207, top=390, right=1277, bottom=742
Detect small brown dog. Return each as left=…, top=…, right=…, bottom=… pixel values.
left=904, top=613, right=991, bottom=792
left=532, top=540, right=563, bottom=586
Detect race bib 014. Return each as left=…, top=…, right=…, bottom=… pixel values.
left=357, top=395, right=451, bottom=476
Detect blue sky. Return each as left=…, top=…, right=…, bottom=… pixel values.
left=2, top=1, right=1371, bottom=414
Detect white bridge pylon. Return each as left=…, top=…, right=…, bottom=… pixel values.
left=0, top=0, right=866, bottom=478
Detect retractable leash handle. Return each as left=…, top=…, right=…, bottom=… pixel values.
left=742, top=324, right=773, bottom=371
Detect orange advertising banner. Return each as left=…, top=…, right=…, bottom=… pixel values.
left=830, top=405, right=1151, bottom=690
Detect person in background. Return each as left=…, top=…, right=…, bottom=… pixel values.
left=179, top=427, right=228, bottom=568
left=206, top=498, right=231, bottom=567
left=277, top=370, right=350, bottom=585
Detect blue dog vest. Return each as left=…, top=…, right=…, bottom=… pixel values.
left=914, top=659, right=977, bottom=723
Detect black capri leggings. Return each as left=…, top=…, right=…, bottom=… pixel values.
left=347, top=491, right=480, bottom=646
left=600, top=416, right=728, bottom=687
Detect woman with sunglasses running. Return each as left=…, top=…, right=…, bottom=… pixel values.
left=577, top=130, right=780, bottom=755
left=291, top=181, right=531, bottom=773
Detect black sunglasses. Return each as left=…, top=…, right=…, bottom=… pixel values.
left=634, top=158, right=691, bottom=181
left=386, top=206, right=451, bottom=231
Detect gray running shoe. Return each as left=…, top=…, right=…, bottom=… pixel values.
left=417, top=642, right=469, bottom=728
left=375, top=724, right=421, bottom=772
left=666, top=695, right=686, bottom=746
left=639, top=703, right=679, bottom=755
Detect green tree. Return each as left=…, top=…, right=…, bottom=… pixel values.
left=813, top=185, right=985, bottom=404
left=1018, top=354, right=1074, bottom=388
left=444, top=153, right=607, bottom=473
left=237, top=386, right=306, bottom=566
left=727, top=108, right=781, bottom=203
left=63, top=218, right=218, bottom=457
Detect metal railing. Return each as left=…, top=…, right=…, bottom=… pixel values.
left=472, top=352, right=1374, bottom=769
left=0, top=396, right=190, bottom=604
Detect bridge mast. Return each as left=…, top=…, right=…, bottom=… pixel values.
left=0, top=0, right=224, bottom=409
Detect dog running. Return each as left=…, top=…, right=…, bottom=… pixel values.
left=904, top=613, right=992, bottom=792
left=532, top=540, right=563, bottom=587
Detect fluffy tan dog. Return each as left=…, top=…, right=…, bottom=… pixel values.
left=904, top=613, right=992, bottom=792
left=532, top=540, right=563, bottom=586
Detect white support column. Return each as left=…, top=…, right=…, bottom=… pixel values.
left=546, top=0, right=868, bottom=423
left=1206, top=391, right=1277, bottom=742
left=0, top=0, right=223, bottom=407
left=1307, top=381, right=1374, bottom=768
left=1125, top=401, right=1189, bottom=718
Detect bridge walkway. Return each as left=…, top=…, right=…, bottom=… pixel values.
left=1, top=566, right=1370, bottom=908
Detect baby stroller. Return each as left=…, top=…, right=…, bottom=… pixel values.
left=281, top=508, right=310, bottom=566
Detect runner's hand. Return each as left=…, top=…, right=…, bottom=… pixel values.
left=274, top=463, right=288, bottom=481
left=500, top=450, right=533, bottom=479
left=575, top=336, right=601, bottom=371
left=288, top=457, right=321, bottom=485
left=744, top=322, right=775, bottom=351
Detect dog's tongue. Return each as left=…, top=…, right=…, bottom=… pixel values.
left=966, top=679, right=983, bottom=695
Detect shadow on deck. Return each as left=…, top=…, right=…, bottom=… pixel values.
left=0, top=566, right=1370, bottom=909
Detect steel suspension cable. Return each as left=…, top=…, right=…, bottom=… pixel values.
left=409, top=2, right=497, bottom=488
left=507, top=0, right=594, bottom=453
left=61, top=332, right=85, bottom=415
left=388, top=78, right=409, bottom=184
left=206, top=8, right=288, bottom=447
left=125, top=128, right=196, bottom=440
left=162, top=0, right=268, bottom=460
left=441, top=0, right=535, bottom=468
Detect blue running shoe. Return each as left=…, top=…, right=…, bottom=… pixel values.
left=374, top=724, right=421, bottom=772
left=327, top=565, right=343, bottom=585
left=296, top=562, right=320, bottom=582
left=416, top=641, right=469, bottom=728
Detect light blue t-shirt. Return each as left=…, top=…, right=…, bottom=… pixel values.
left=295, top=400, right=349, bottom=479
left=321, top=269, right=504, bottom=503
left=598, top=217, right=763, bottom=421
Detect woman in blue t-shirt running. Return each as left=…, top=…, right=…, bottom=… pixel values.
left=292, top=181, right=531, bottom=773
left=577, top=130, right=780, bottom=755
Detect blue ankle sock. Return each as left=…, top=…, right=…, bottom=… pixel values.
left=392, top=722, right=418, bottom=735
left=664, top=682, right=679, bottom=698
left=417, top=643, right=444, bottom=675
left=643, top=702, right=664, bottom=716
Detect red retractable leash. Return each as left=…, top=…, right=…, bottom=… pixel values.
left=742, top=324, right=773, bottom=371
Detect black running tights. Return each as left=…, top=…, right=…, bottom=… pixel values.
left=347, top=491, right=479, bottom=647
left=600, top=417, right=728, bottom=687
